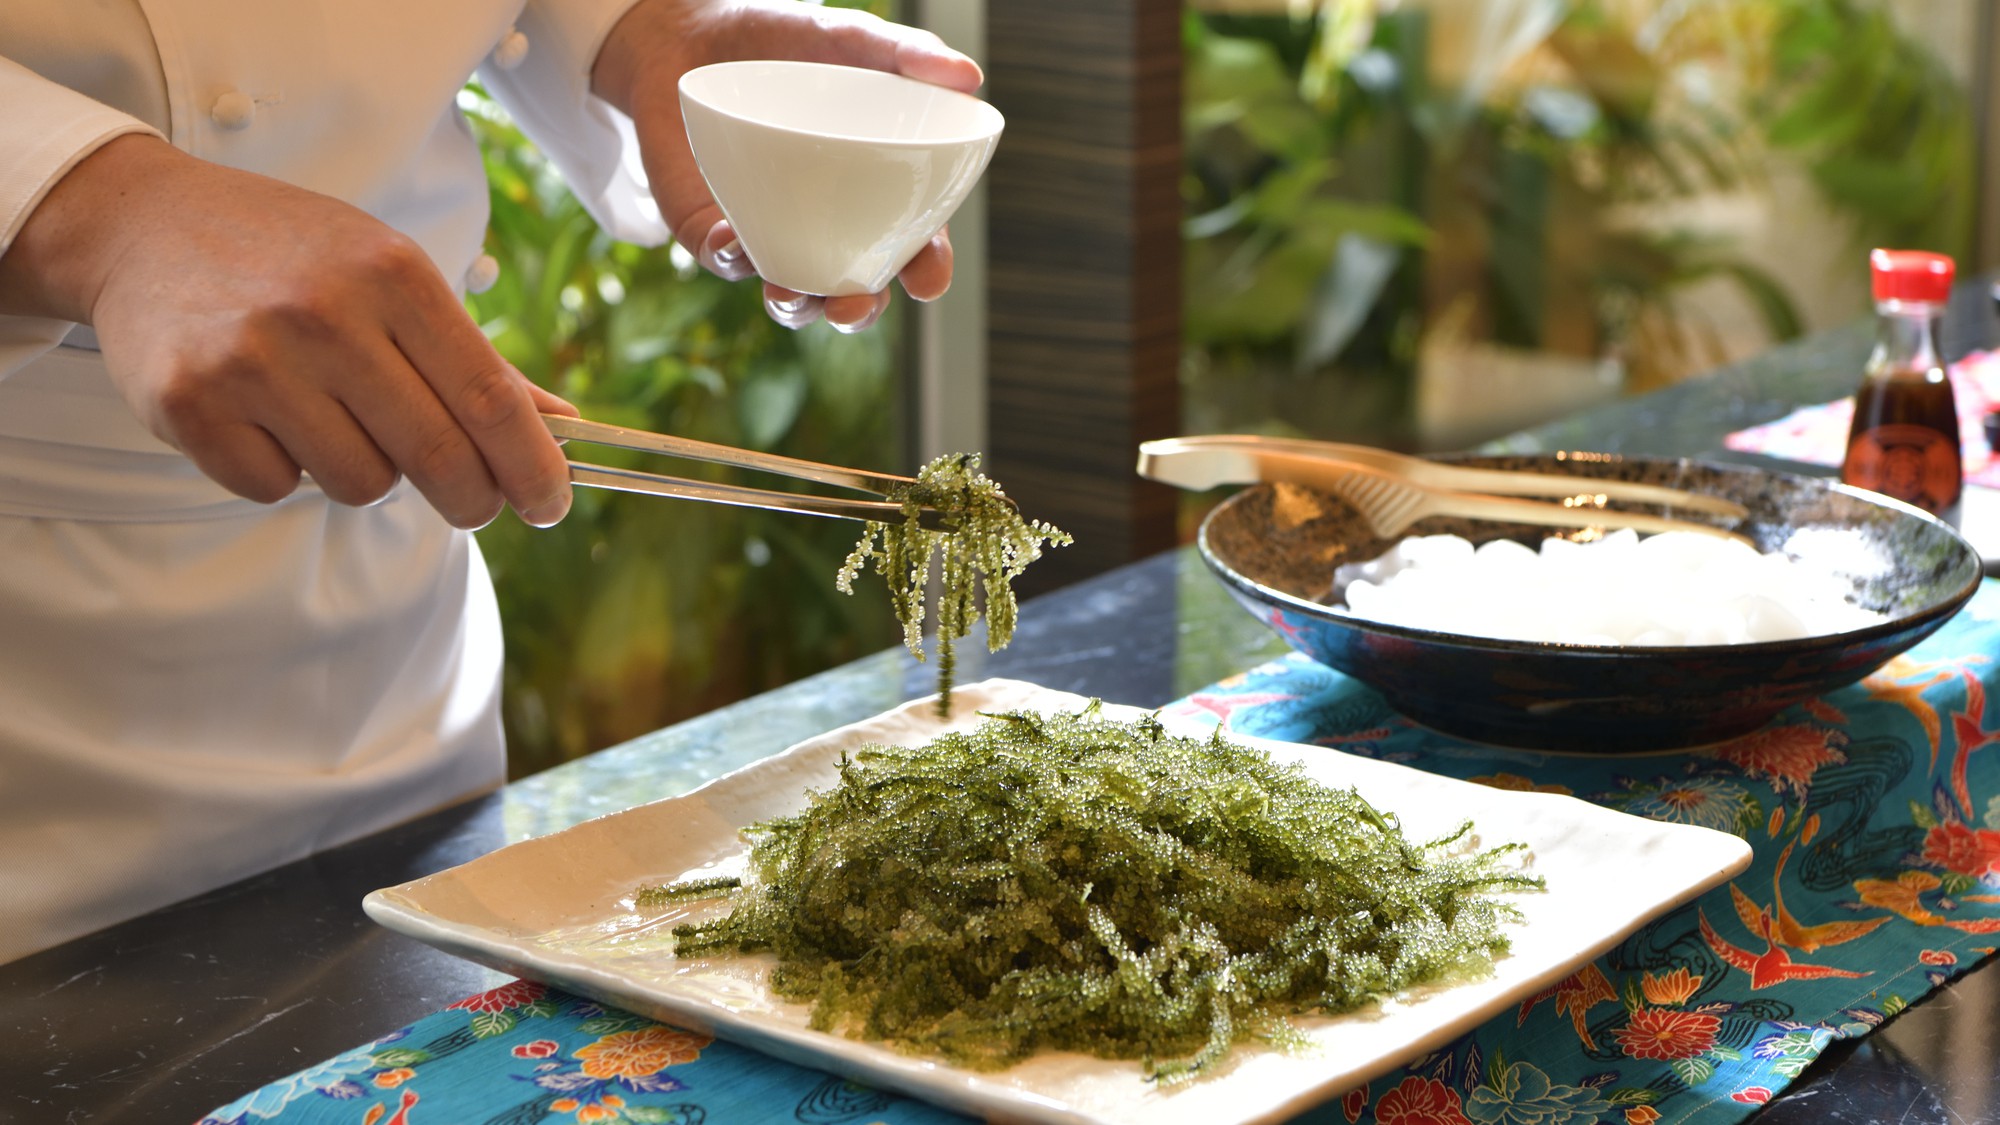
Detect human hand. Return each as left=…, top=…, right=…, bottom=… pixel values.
left=0, top=134, right=577, bottom=528
left=593, top=0, right=983, bottom=333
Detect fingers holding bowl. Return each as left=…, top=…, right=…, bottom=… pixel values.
left=897, top=229, right=953, bottom=303
left=677, top=210, right=753, bottom=283
left=762, top=283, right=825, bottom=330
left=823, top=290, right=890, bottom=334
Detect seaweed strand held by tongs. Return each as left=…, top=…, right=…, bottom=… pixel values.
left=837, top=453, right=1069, bottom=716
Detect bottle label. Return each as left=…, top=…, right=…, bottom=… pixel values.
left=1844, top=423, right=1961, bottom=511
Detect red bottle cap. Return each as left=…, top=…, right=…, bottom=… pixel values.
left=1871, top=249, right=1955, bottom=303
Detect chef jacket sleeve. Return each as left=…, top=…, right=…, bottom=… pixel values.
left=477, top=0, right=673, bottom=248
left=0, top=54, right=163, bottom=377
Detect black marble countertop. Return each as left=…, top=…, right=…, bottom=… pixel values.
left=6, top=287, right=1999, bottom=1125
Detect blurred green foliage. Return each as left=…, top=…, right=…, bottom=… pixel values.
left=466, top=0, right=1970, bottom=773
left=1182, top=0, right=1972, bottom=449
left=1759, top=0, right=1974, bottom=255
left=463, top=92, right=901, bottom=778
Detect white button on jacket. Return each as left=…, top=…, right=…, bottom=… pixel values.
left=0, top=0, right=670, bottom=966
left=209, top=88, right=256, bottom=129
left=494, top=25, right=531, bottom=70
left=466, top=251, right=502, bottom=293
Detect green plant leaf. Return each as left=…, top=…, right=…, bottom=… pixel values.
left=737, top=364, right=810, bottom=450
left=1296, top=234, right=1402, bottom=372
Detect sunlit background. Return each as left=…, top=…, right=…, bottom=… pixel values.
left=465, top=0, right=1988, bottom=777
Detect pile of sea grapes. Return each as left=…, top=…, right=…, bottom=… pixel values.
left=639, top=705, right=1541, bottom=1082
left=836, top=452, right=1069, bottom=717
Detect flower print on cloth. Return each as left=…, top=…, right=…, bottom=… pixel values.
left=1374, top=1075, right=1473, bottom=1125
left=1603, top=772, right=1762, bottom=835
left=199, top=1039, right=384, bottom=1122
left=576, top=1025, right=709, bottom=1079
left=513, top=1038, right=562, bottom=1059
left=197, top=1032, right=420, bottom=1112
left=201, top=982, right=971, bottom=1125
left=448, top=978, right=559, bottom=1038
left=1639, top=968, right=1702, bottom=1007
left=1464, top=1060, right=1602, bottom=1125
left=1615, top=1008, right=1720, bottom=1061
left=528, top=1020, right=710, bottom=1121
left=449, top=978, right=548, bottom=1013
left=1749, top=1022, right=1838, bottom=1080
left=1705, top=724, right=1846, bottom=798
left=1922, top=819, right=2000, bottom=880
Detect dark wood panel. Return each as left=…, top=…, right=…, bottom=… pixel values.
left=986, top=0, right=1182, bottom=592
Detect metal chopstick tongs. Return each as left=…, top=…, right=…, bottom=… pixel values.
left=544, top=414, right=948, bottom=529
left=1137, top=435, right=1753, bottom=544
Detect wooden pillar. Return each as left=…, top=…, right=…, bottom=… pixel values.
left=984, top=2, right=1183, bottom=594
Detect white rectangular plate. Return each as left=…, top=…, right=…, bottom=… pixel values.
left=365, top=679, right=1752, bottom=1125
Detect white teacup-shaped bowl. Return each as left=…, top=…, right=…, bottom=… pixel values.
left=678, top=60, right=1005, bottom=297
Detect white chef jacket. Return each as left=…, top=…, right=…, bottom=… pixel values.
left=0, top=0, right=670, bottom=964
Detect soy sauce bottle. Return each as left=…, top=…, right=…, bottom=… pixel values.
left=1841, top=249, right=1961, bottom=518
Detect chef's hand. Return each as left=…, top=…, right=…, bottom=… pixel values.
left=592, top=0, right=982, bottom=333
left=0, top=134, right=576, bottom=529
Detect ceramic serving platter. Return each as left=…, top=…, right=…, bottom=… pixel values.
left=364, top=679, right=1753, bottom=1125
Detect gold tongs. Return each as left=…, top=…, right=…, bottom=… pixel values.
left=1137, top=435, right=1752, bottom=543
left=545, top=414, right=948, bottom=529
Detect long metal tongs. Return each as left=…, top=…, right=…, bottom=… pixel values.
left=545, top=414, right=946, bottom=529
left=1138, top=434, right=1753, bottom=543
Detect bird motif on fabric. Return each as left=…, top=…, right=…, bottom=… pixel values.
left=1699, top=891, right=1870, bottom=990
left=1763, top=839, right=1891, bottom=953
left=1863, top=655, right=1966, bottom=767
left=1946, top=668, right=2000, bottom=822
left=1164, top=691, right=1299, bottom=726
left=1515, top=963, right=1617, bottom=1051
left=362, top=1091, right=419, bottom=1125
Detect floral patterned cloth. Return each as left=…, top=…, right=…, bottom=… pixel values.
left=1162, top=580, right=2000, bottom=1125
left=199, top=581, right=2000, bottom=1125
left=196, top=979, right=968, bottom=1125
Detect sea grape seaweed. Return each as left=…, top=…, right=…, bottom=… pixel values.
left=640, top=704, right=1541, bottom=1082
left=837, top=453, right=1069, bottom=716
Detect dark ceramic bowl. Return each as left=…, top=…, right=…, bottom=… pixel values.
left=1198, top=454, right=1983, bottom=752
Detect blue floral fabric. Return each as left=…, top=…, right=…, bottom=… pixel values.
left=200, top=581, right=2000, bottom=1125
left=196, top=980, right=969, bottom=1125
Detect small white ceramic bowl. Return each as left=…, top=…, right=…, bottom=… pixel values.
left=678, top=60, right=1005, bottom=297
